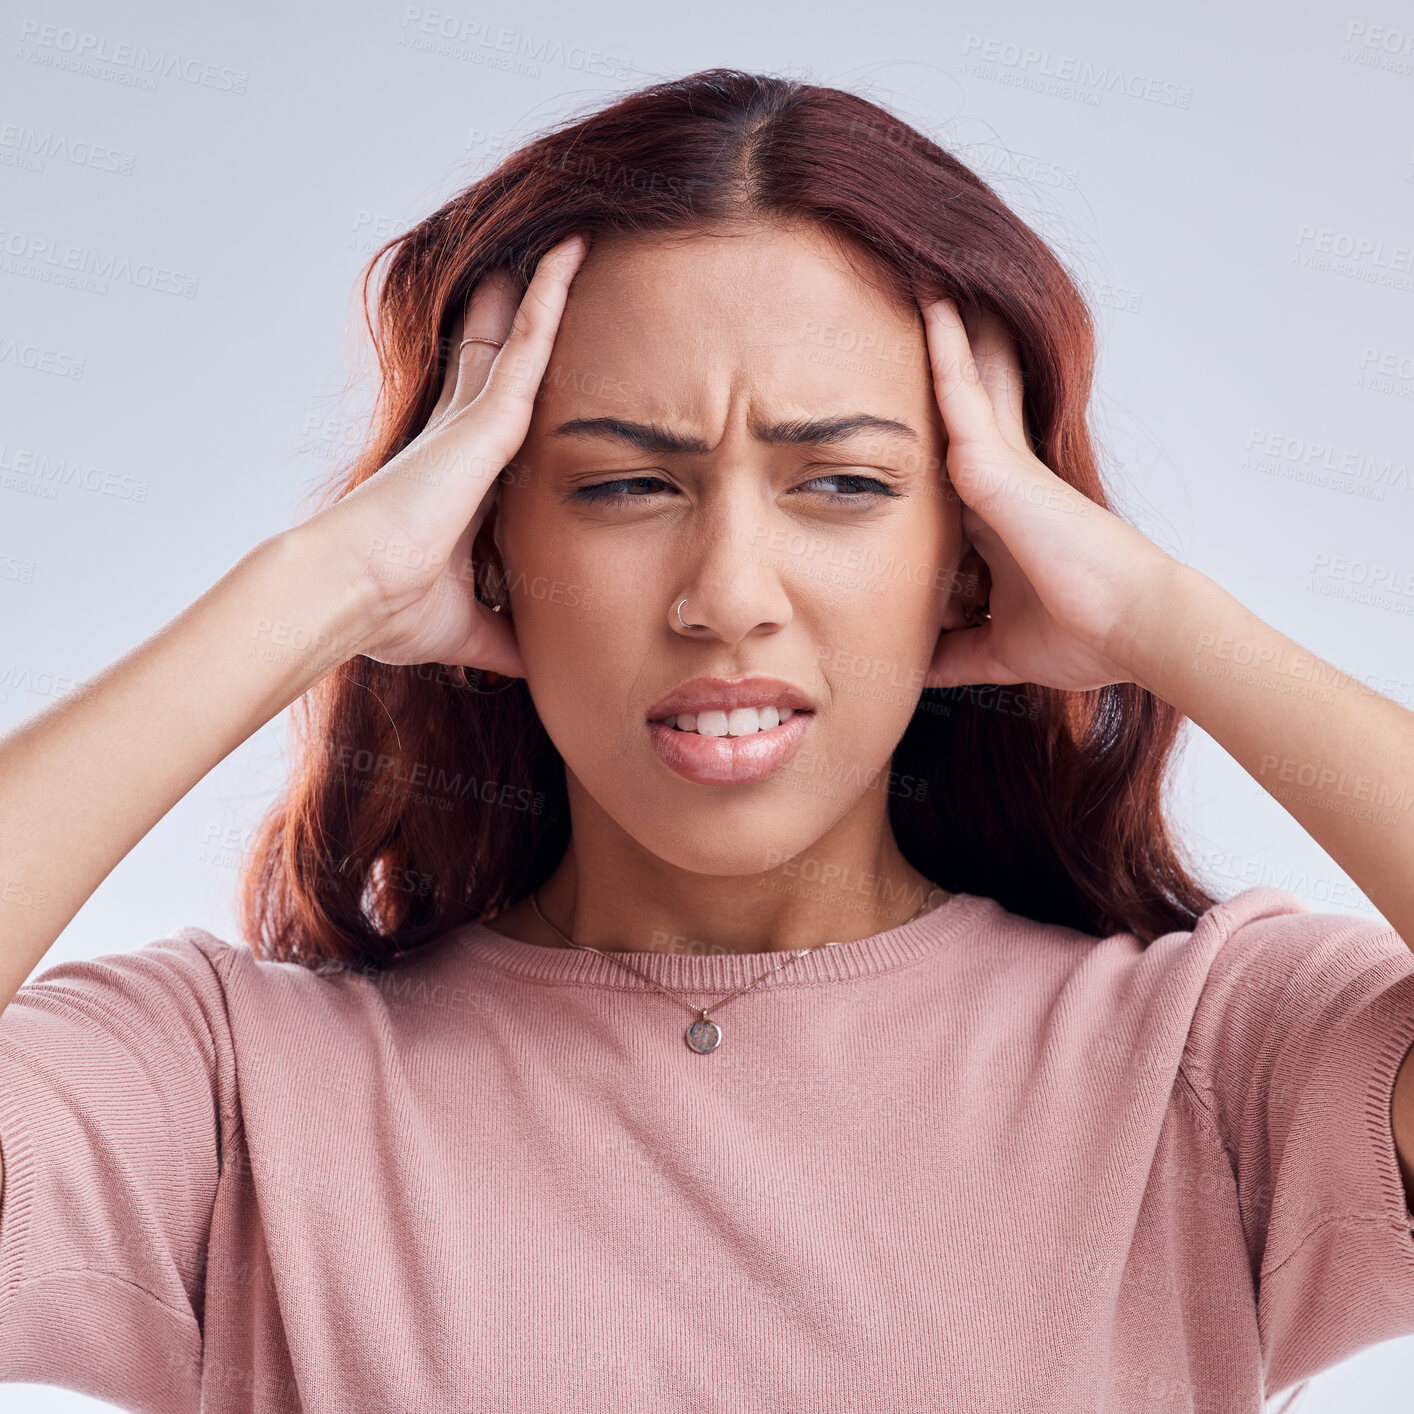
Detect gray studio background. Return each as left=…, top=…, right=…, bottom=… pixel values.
left=3, top=0, right=1413, bottom=1408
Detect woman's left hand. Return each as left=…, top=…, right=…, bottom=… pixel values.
left=919, top=296, right=1188, bottom=694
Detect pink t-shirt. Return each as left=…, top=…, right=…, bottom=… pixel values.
left=2, top=886, right=1414, bottom=1411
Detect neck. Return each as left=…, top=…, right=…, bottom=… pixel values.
left=498, top=798, right=945, bottom=957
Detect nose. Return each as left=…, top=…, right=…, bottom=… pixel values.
left=669, top=508, right=794, bottom=644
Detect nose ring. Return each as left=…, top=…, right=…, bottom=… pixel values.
left=676, top=599, right=702, bottom=629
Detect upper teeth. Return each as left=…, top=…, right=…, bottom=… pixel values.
left=664, top=705, right=797, bottom=736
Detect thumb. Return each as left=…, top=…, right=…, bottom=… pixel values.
left=922, top=622, right=1019, bottom=690
left=447, top=595, right=527, bottom=682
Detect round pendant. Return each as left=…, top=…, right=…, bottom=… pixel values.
left=686, top=1017, right=722, bottom=1053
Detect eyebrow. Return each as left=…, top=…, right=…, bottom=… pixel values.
left=549, top=413, right=919, bottom=455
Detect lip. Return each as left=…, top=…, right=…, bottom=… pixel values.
left=645, top=674, right=816, bottom=722
left=647, top=709, right=815, bottom=785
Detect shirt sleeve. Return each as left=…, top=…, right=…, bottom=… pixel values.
left=1179, top=891, right=1414, bottom=1399
left=0, top=928, right=238, bottom=1412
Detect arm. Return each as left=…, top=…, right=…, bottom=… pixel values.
left=0, top=530, right=371, bottom=1016
left=0, top=528, right=373, bottom=1204
left=0, top=232, right=588, bottom=1211
left=1124, top=566, right=1414, bottom=1209
left=915, top=293, right=1414, bottom=1210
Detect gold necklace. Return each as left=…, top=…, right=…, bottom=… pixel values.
left=529, top=883, right=950, bottom=1054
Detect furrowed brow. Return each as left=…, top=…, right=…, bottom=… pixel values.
left=753, top=414, right=919, bottom=446
left=550, top=418, right=712, bottom=455
left=550, top=413, right=918, bottom=453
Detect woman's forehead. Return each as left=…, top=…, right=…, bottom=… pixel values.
left=538, top=224, right=933, bottom=426
left=555, top=222, right=923, bottom=348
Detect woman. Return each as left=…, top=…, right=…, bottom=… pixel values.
left=1, top=68, right=1412, bottom=1412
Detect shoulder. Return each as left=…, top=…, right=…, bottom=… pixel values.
left=95, top=924, right=338, bottom=1017
left=157, top=925, right=476, bottom=1044
left=1183, top=885, right=1413, bottom=1026
left=14, top=924, right=387, bottom=1044
left=1190, top=883, right=1403, bottom=957
left=5, top=926, right=245, bottom=1047
left=1090, top=883, right=1409, bottom=1017
left=963, top=887, right=1409, bottom=1066
left=1178, top=886, right=1414, bottom=1125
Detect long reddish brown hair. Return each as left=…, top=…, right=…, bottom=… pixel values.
left=239, top=67, right=1217, bottom=970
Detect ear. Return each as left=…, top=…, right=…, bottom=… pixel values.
left=940, top=539, right=990, bottom=632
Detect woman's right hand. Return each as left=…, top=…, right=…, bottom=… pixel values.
left=303, top=232, right=589, bottom=678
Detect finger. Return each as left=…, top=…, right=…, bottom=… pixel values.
left=920, top=297, right=1006, bottom=454
left=442, top=518, right=526, bottom=679
left=967, top=307, right=1031, bottom=456
left=447, top=268, right=521, bottom=417
left=924, top=617, right=1022, bottom=689
left=395, top=237, right=587, bottom=565
left=425, top=269, right=518, bottom=431
left=470, top=233, right=589, bottom=456
left=441, top=471, right=502, bottom=612
left=426, top=313, right=460, bottom=428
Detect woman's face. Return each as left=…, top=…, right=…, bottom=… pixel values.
left=492, top=220, right=970, bottom=876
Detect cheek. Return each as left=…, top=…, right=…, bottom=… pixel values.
left=515, top=526, right=645, bottom=634
left=498, top=498, right=651, bottom=711
left=815, top=589, right=934, bottom=734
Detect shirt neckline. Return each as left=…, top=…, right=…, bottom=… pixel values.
left=443, top=890, right=988, bottom=991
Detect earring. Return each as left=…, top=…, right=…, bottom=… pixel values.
left=963, top=600, right=991, bottom=626
left=452, top=572, right=519, bottom=694
left=454, top=665, right=519, bottom=694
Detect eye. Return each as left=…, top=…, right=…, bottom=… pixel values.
left=567, top=476, right=671, bottom=507
left=566, top=472, right=902, bottom=508
left=800, top=472, right=901, bottom=506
